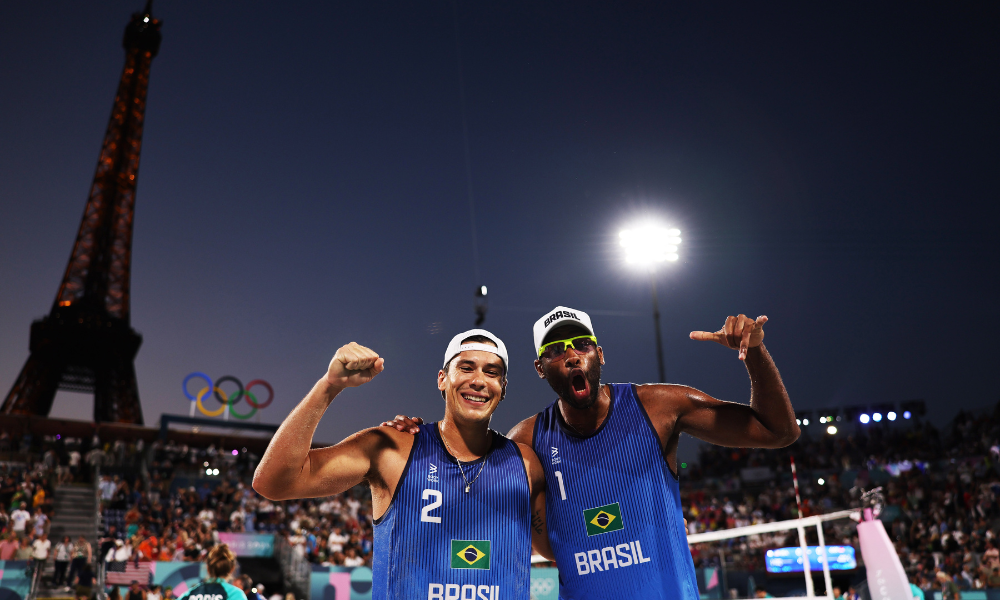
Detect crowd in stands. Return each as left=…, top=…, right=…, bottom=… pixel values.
left=2, top=400, right=998, bottom=599
left=97, top=439, right=374, bottom=570
left=680, top=401, right=1000, bottom=595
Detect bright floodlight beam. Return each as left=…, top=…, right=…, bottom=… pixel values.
left=619, top=224, right=681, bottom=383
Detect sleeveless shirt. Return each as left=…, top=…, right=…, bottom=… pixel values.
left=373, top=422, right=531, bottom=599
left=532, top=383, right=699, bottom=599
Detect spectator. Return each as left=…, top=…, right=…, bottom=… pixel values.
left=74, top=561, right=95, bottom=600
left=10, top=502, right=30, bottom=539
left=31, top=507, right=49, bottom=538
left=54, top=535, right=73, bottom=587
left=126, top=580, right=146, bottom=600
left=938, top=571, right=961, bottom=600
left=31, top=532, right=51, bottom=574
left=67, top=535, right=92, bottom=589
left=0, top=534, right=19, bottom=560
left=175, top=544, right=246, bottom=600
left=147, top=586, right=162, bottom=600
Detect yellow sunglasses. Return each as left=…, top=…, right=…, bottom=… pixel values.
left=538, top=335, right=598, bottom=359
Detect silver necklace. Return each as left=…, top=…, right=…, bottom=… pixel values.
left=441, top=431, right=489, bottom=493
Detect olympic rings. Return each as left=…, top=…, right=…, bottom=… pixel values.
left=196, top=386, right=228, bottom=417
left=183, top=372, right=273, bottom=418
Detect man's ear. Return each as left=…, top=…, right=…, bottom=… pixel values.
left=534, top=359, right=546, bottom=379
left=437, top=369, right=447, bottom=400
left=597, top=346, right=605, bottom=366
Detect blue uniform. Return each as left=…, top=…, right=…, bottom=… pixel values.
left=373, top=422, right=531, bottom=600
left=532, top=383, right=699, bottom=599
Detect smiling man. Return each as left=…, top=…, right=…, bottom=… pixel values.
left=389, top=307, right=799, bottom=599
left=253, top=329, right=547, bottom=600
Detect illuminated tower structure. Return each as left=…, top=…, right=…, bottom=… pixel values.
left=2, top=2, right=161, bottom=424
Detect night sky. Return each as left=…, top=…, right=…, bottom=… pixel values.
left=1, top=2, right=997, bottom=462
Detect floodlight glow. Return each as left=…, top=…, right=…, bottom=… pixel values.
left=873, top=412, right=882, bottom=422
left=903, top=411, right=912, bottom=419
left=888, top=411, right=897, bottom=421
left=827, top=425, right=837, bottom=435
left=480, top=285, right=487, bottom=295
left=802, top=418, right=809, bottom=426
left=213, top=469, right=219, bottom=475
left=619, top=225, right=682, bottom=267
left=859, top=414, right=870, bottom=424
left=206, top=469, right=211, bottom=475
left=819, top=416, right=826, bottom=423
left=796, top=419, right=801, bottom=425
left=143, top=16, right=149, bottom=23
left=204, top=462, right=209, bottom=467
left=817, top=478, right=826, bottom=486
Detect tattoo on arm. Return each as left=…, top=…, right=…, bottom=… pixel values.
left=532, top=509, right=545, bottom=536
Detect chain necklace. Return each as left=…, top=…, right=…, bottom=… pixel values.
left=441, top=431, right=489, bottom=493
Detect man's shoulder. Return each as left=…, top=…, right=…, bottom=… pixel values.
left=506, top=414, right=540, bottom=447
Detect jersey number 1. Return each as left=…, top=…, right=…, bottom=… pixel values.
left=554, top=471, right=567, bottom=500
left=421, top=489, right=442, bottom=523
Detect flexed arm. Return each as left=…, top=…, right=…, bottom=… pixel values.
left=683, top=315, right=799, bottom=448
left=253, top=342, right=387, bottom=500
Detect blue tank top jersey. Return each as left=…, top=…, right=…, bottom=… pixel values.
left=373, top=422, right=531, bottom=600
left=532, top=383, right=699, bottom=600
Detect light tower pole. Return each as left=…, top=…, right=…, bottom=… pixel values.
left=619, top=225, right=681, bottom=383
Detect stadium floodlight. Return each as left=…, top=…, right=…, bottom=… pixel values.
left=619, top=225, right=682, bottom=266
left=619, top=222, right=682, bottom=383
left=205, top=468, right=211, bottom=475
left=887, top=411, right=897, bottom=421
left=827, top=425, right=837, bottom=435
left=903, top=411, right=912, bottom=419
left=817, top=478, right=826, bottom=486
left=802, top=418, right=809, bottom=426
left=872, top=412, right=882, bottom=423
left=859, top=414, right=870, bottom=424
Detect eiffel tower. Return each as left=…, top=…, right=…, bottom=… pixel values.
left=2, top=2, right=162, bottom=424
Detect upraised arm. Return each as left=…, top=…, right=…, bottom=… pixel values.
left=253, top=342, right=389, bottom=501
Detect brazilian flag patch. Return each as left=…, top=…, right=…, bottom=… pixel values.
left=450, top=540, right=491, bottom=570
left=583, top=502, right=624, bottom=536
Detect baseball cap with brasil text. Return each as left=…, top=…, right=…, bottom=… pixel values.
left=532, top=306, right=596, bottom=354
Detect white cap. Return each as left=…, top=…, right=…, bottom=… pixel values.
left=532, top=306, right=595, bottom=352
left=442, top=329, right=508, bottom=372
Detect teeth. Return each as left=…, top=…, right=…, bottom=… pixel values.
left=462, top=394, right=488, bottom=403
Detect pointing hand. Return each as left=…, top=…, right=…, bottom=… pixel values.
left=689, top=315, right=767, bottom=361
left=327, top=342, right=385, bottom=389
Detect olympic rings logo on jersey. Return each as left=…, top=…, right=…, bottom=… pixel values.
left=182, top=373, right=273, bottom=420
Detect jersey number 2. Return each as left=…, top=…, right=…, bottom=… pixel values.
left=420, top=489, right=442, bottom=523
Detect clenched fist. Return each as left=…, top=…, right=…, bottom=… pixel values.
left=327, top=342, right=385, bottom=389
left=689, top=315, right=767, bottom=361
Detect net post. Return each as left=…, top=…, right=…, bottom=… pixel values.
left=797, top=525, right=815, bottom=597
left=816, top=522, right=834, bottom=598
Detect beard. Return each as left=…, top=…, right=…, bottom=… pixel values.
left=546, top=361, right=602, bottom=410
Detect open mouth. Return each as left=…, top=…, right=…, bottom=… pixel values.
left=569, top=369, right=590, bottom=400
left=461, top=393, right=489, bottom=405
